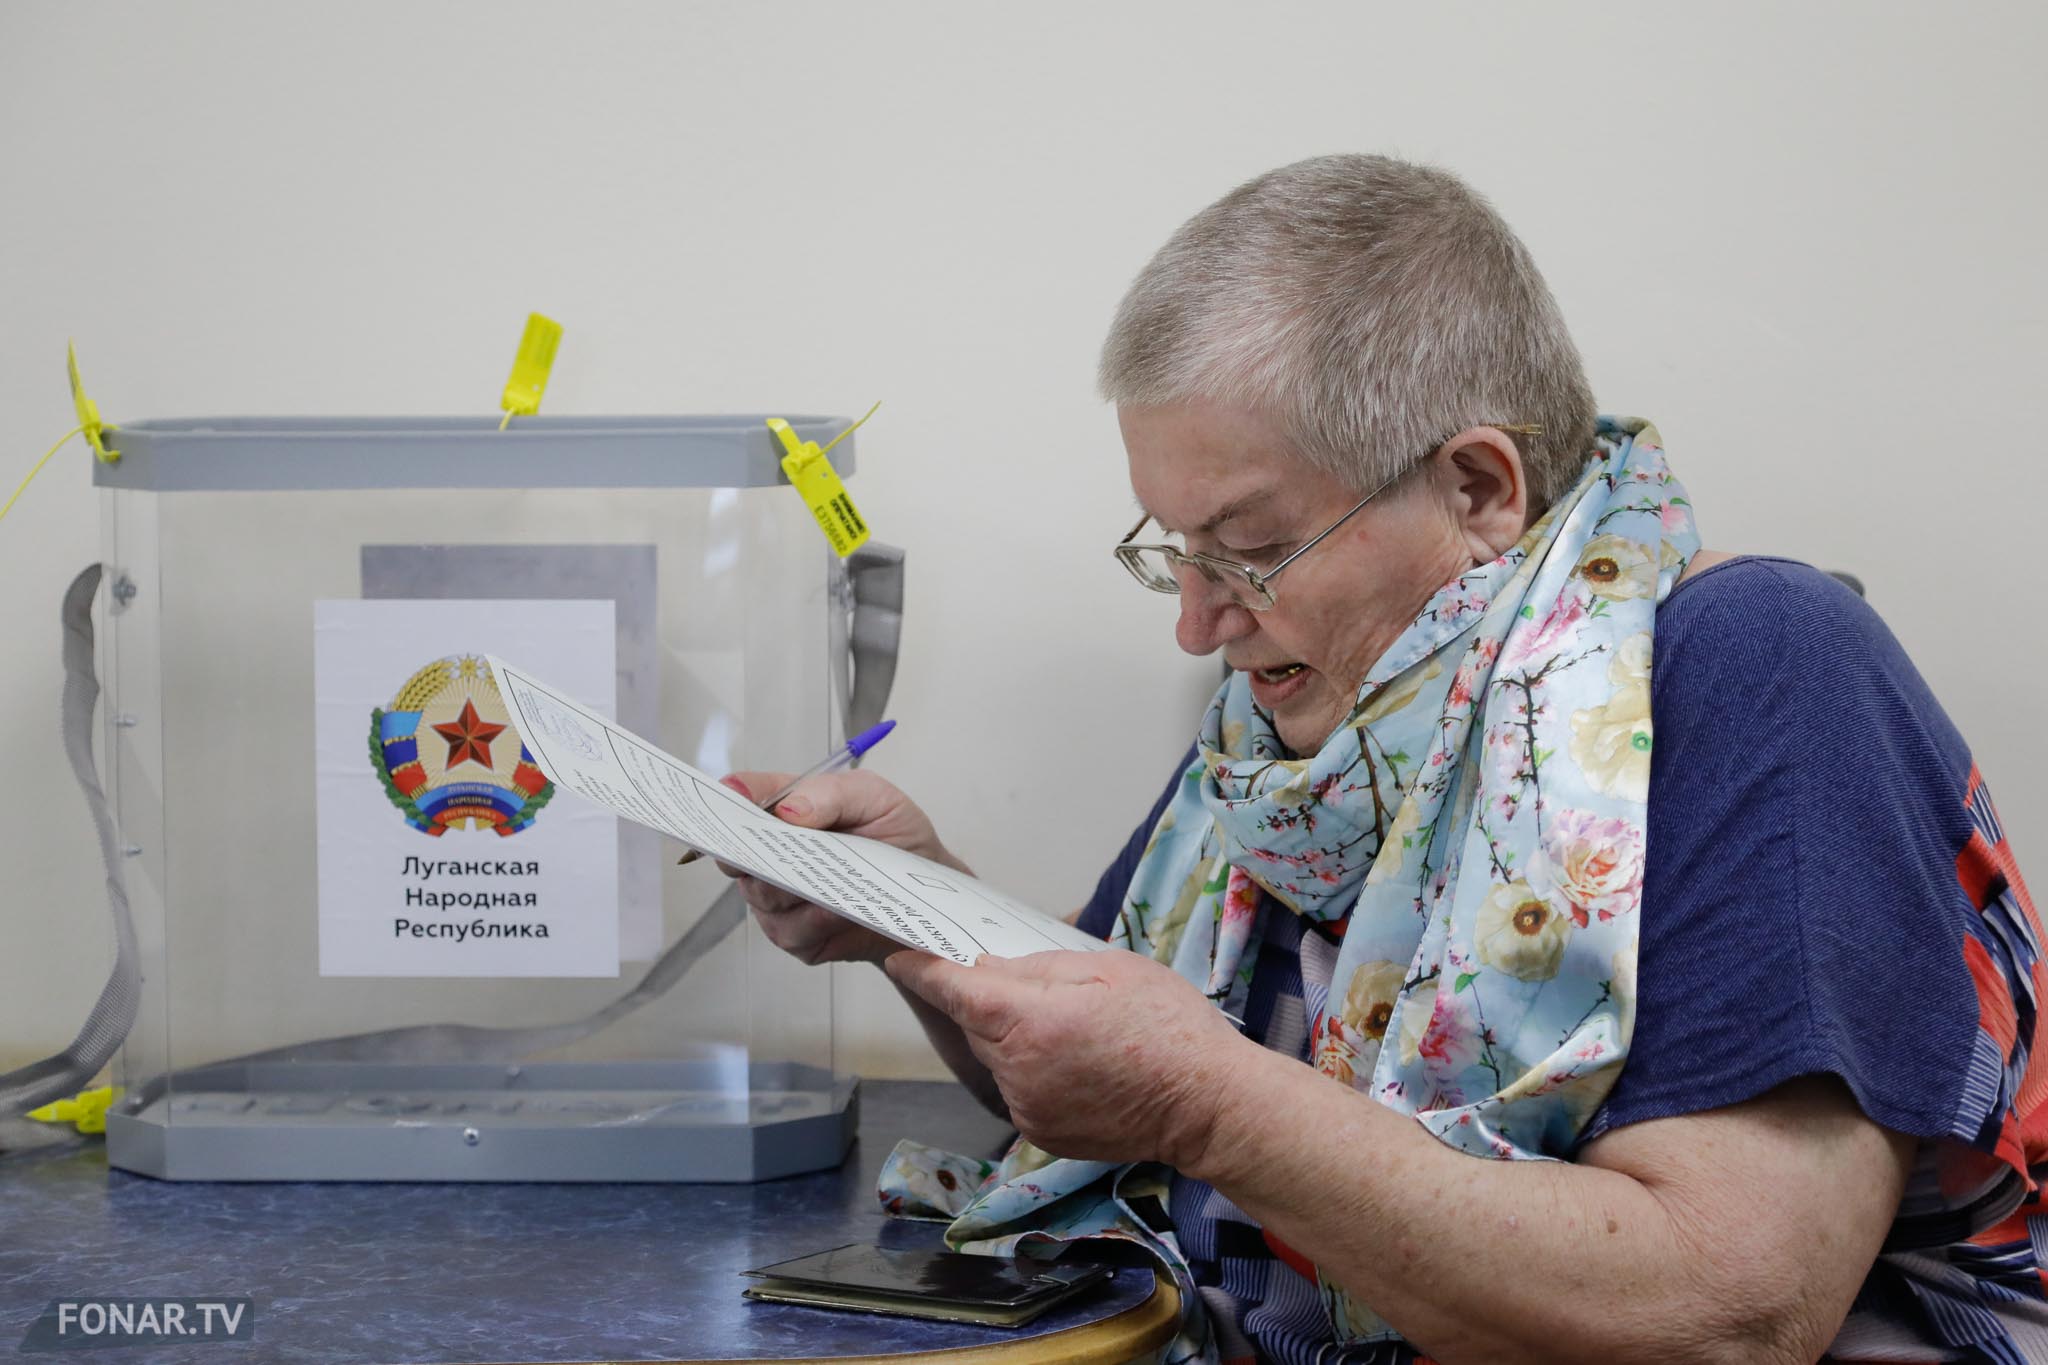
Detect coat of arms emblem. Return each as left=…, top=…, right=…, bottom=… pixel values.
left=368, top=654, right=554, bottom=836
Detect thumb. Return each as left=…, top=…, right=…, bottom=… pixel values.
left=771, top=770, right=898, bottom=832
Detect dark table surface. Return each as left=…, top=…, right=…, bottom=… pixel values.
left=0, top=1080, right=1157, bottom=1363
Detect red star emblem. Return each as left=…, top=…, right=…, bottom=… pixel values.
left=432, top=698, right=507, bottom=771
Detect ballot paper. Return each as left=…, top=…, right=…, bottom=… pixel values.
left=487, top=657, right=1111, bottom=964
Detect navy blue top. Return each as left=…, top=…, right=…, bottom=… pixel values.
left=1078, top=556, right=1986, bottom=1144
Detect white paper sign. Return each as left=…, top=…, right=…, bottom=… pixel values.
left=488, top=657, right=1110, bottom=964
left=315, top=601, right=620, bottom=976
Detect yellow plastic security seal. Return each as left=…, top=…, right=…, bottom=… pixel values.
left=28, top=1085, right=121, bottom=1135
left=2, top=344, right=118, bottom=528
left=499, top=313, right=563, bottom=430
left=768, top=403, right=878, bottom=557
left=68, top=341, right=117, bottom=462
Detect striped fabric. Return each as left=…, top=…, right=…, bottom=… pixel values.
left=1827, top=772, right=2048, bottom=1363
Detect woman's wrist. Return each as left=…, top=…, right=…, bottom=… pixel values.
left=1161, top=1029, right=1293, bottom=1181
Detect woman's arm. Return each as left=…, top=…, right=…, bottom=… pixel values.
left=1189, top=1045, right=1912, bottom=1364
left=888, top=947, right=1913, bottom=1365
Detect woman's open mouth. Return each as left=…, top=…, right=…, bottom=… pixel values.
left=1247, top=662, right=1313, bottom=706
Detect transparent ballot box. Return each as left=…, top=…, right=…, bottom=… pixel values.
left=93, top=416, right=891, bottom=1181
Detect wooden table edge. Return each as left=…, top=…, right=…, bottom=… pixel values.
left=489, top=1270, right=1182, bottom=1365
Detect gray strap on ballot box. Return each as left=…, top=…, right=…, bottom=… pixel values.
left=0, top=566, right=141, bottom=1119
left=2, top=545, right=904, bottom=1116
left=842, top=542, right=905, bottom=737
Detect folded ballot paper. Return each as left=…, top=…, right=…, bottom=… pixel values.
left=487, top=657, right=1110, bottom=964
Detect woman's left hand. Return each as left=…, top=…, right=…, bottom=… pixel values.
left=885, top=947, right=1257, bottom=1167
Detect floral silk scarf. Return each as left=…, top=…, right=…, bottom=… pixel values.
left=878, top=417, right=1698, bottom=1355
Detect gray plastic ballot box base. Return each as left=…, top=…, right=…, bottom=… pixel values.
left=105, top=1060, right=858, bottom=1183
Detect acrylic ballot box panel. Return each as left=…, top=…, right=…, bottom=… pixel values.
left=95, top=417, right=864, bottom=1181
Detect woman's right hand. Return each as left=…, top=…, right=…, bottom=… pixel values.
left=714, top=770, right=970, bottom=968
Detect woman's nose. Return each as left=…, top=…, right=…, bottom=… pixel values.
left=1175, top=574, right=1256, bottom=656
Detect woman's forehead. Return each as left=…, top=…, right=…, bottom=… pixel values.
left=1121, top=411, right=1336, bottom=532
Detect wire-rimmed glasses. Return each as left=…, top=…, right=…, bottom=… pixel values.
left=1113, top=424, right=1542, bottom=612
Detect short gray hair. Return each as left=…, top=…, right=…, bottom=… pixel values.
left=1099, top=154, right=1597, bottom=510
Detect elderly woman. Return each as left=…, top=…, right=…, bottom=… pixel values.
left=725, top=155, right=2042, bottom=1364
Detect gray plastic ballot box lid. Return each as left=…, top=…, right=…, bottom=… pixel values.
left=106, top=1061, right=859, bottom=1183
left=92, top=415, right=857, bottom=492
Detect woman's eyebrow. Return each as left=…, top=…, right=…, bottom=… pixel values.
left=1143, top=489, right=1278, bottom=535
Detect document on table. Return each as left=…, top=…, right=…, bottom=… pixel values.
left=488, top=657, right=1111, bottom=965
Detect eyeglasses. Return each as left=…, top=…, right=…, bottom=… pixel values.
left=1113, top=424, right=1542, bottom=612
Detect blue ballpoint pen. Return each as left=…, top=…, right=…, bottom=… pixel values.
left=676, top=720, right=897, bottom=865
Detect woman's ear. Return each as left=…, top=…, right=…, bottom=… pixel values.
left=1435, top=427, right=1530, bottom=562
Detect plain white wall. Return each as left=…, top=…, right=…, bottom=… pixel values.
left=2, top=1, right=2042, bottom=1081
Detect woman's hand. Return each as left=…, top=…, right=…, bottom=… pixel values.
left=715, top=770, right=970, bottom=968
left=885, top=947, right=1257, bottom=1166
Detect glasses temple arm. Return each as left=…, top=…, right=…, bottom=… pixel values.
left=1260, top=473, right=1397, bottom=583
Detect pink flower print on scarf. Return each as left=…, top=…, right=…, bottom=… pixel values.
left=1502, top=590, right=1589, bottom=670
left=1544, top=808, right=1646, bottom=926
left=1204, top=867, right=1264, bottom=998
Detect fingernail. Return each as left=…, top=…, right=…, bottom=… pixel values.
left=776, top=796, right=812, bottom=820
left=721, top=775, right=753, bottom=799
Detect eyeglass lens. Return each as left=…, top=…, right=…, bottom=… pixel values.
left=1125, top=547, right=1270, bottom=610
